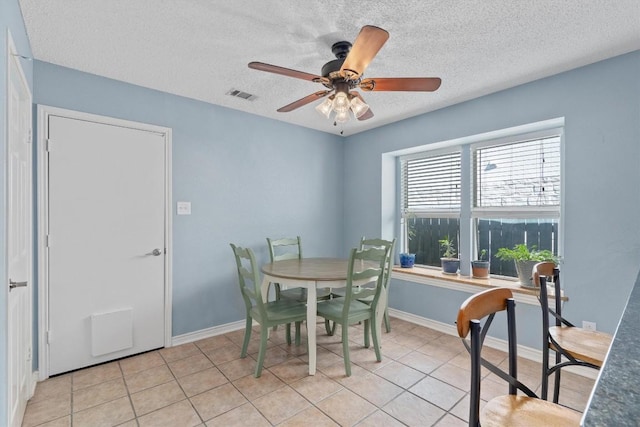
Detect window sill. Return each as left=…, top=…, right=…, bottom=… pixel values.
left=391, top=265, right=567, bottom=306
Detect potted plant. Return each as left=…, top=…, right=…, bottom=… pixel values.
left=439, top=236, right=460, bottom=274
left=471, top=249, right=490, bottom=279
left=399, top=216, right=416, bottom=268
left=495, top=244, right=557, bottom=287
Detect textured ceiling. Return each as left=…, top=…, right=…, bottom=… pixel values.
left=19, top=1, right=640, bottom=136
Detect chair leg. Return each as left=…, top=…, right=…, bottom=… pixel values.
left=255, top=326, right=269, bottom=378
left=295, top=321, right=301, bottom=346
left=342, top=323, right=351, bottom=376
left=325, top=319, right=336, bottom=336
left=272, top=284, right=281, bottom=332
left=371, top=313, right=382, bottom=362
left=363, top=320, right=371, bottom=348
left=241, top=316, right=252, bottom=358
left=541, top=344, right=550, bottom=400
left=553, top=352, right=562, bottom=403
left=383, top=308, right=391, bottom=333
left=285, top=323, right=292, bottom=345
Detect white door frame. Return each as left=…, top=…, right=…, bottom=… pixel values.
left=36, top=105, right=173, bottom=380
left=6, top=29, right=34, bottom=427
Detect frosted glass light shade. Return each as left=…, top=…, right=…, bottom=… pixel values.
left=315, top=98, right=333, bottom=118
left=332, top=92, right=350, bottom=113
left=335, top=110, right=349, bottom=123
left=350, top=96, right=369, bottom=118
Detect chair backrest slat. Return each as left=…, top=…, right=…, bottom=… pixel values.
left=267, top=236, right=302, bottom=262
left=342, top=246, right=388, bottom=318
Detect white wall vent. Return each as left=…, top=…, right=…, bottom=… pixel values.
left=226, top=88, right=257, bottom=101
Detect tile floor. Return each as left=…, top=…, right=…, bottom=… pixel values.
left=22, top=318, right=595, bottom=426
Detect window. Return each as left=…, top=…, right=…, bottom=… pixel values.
left=400, top=128, right=562, bottom=276
left=401, top=150, right=461, bottom=267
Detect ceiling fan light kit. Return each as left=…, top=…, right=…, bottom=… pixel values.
left=248, top=25, right=441, bottom=125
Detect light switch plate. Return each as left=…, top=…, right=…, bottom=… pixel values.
left=177, top=201, right=191, bottom=215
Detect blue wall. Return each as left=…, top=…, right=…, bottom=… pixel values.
left=1, top=0, right=33, bottom=422
left=33, top=61, right=344, bottom=335
left=345, top=51, right=640, bottom=348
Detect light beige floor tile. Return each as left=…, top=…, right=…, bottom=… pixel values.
left=398, top=350, right=445, bottom=374
left=115, top=421, right=138, bottom=427
left=178, top=367, right=228, bottom=397
left=168, top=353, right=214, bottom=378
left=72, top=396, right=135, bottom=427
left=22, top=394, right=70, bottom=427
left=409, top=376, right=466, bottom=411
left=405, top=325, right=443, bottom=342
left=415, top=342, right=464, bottom=362
left=130, top=380, right=186, bottom=416
left=382, top=391, right=446, bottom=427
left=390, top=332, right=431, bottom=349
left=232, top=369, right=286, bottom=400
left=356, top=409, right=406, bottom=427
left=205, top=402, right=270, bottom=427
left=203, top=343, right=243, bottom=365
left=251, top=385, right=311, bottom=425
left=159, top=343, right=201, bottom=363
left=343, top=373, right=403, bottom=407
left=375, top=360, right=426, bottom=389
left=430, top=362, right=471, bottom=392
left=249, top=345, right=295, bottom=368
left=119, top=351, right=165, bottom=377
left=216, top=357, right=257, bottom=381
left=316, top=388, right=377, bottom=426
left=194, top=334, right=234, bottom=352
left=33, top=415, right=71, bottom=427
left=289, top=371, right=344, bottom=403
left=449, top=394, right=487, bottom=423
left=73, top=377, right=128, bottom=412
left=278, top=406, right=339, bottom=427
left=72, top=362, right=122, bottom=391
left=434, top=413, right=468, bottom=426
left=267, top=357, right=310, bottom=383
left=190, top=382, right=247, bottom=421
left=137, top=399, right=201, bottom=427
left=29, top=375, right=71, bottom=405
left=124, top=364, right=174, bottom=394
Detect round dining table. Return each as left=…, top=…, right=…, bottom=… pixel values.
left=261, top=257, right=379, bottom=375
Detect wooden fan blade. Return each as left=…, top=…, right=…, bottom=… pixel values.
left=340, top=25, right=389, bottom=79
left=350, top=91, right=374, bottom=121
left=359, top=77, right=442, bottom=92
left=277, top=90, right=331, bottom=112
left=248, top=61, right=322, bottom=82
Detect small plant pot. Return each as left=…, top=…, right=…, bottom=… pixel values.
left=515, top=260, right=540, bottom=288
left=441, top=258, right=460, bottom=275
left=399, top=253, right=416, bottom=268
left=471, top=260, right=490, bottom=279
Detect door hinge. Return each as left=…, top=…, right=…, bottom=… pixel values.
left=46, top=331, right=52, bottom=344
left=46, top=234, right=51, bottom=248
left=46, top=138, right=52, bottom=152
left=26, top=129, right=32, bottom=144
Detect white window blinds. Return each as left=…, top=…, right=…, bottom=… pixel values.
left=473, top=136, right=560, bottom=216
left=401, top=150, right=461, bottom=217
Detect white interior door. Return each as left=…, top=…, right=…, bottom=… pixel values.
left=46, top=113, right=168, bottom=375
left=7, top=38, right=33, bottom=427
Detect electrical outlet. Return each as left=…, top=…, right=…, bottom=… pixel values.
left=582, top=321, right=596, bottom=331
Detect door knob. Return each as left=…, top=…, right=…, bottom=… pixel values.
left=146, top=248, right=163, bottom=256
left=9, top=279, right=28, bottom=290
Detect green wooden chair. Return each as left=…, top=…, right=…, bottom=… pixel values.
left=357, top=237, right=396, bottom=333
left=230, top=243, right=306, bottom=378
left=267, top=236, right=334, bottom=335
left=316, top=246, right=389, bottom=376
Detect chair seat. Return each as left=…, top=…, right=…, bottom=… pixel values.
left=481, top=395, right=581, bottom=426
left=317, top=298, right=372, bottom=323
left=279, top=287, right=334, bottom=301
left=549, top=326, right=612, bottom=367
left=251, top=299, right=307, bottom=324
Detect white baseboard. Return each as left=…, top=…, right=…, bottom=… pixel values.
left=171, top=319, right=247, bottom=346
left=387, top=308, right=598, bottom=380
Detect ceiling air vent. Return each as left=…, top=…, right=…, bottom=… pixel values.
left=226, top=88, right=256, bottom=101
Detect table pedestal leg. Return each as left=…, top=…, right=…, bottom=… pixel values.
left=306, top=281, right=317, bottom=375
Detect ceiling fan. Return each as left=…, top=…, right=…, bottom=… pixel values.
left=248, top=25, right=442, bottom=123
